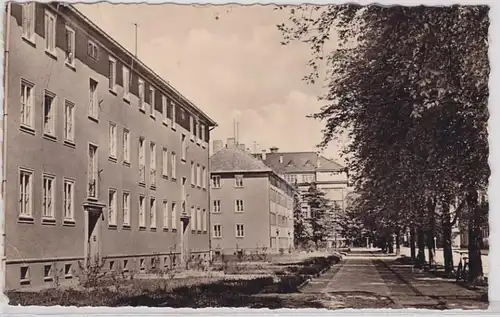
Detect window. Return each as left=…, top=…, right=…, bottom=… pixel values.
left=150, top=142, right=157, bottom=187
left=64, top=100, right=75, bottom=142
left=190, top=161, right=195, bottom=186
left=181, top=134, right=187, bottom=161
left=202, top=167, right=207, bottom=189
left=149, top=86, right=155, bottom=117
left=122, top=260, right=129, bottom=272
left=213, top=224, right=222, bottom=238
left=44, top=10, right=56, bottom=54
left=89, top=79, right=98, bottom=119
left=88, top=144, right=98, bottom=198
left=19, top=169, right=33, bottom=218
left=123, top=66, right=130, bottom=100
left=171, top=152, right=177, bottom=179
left=42, top=174, right=55, bottom=219
left=202, top=209, right=207, bottom=232
left=196, top=164, right=201, bottom=187
left=236, top=224, right=245, bottom=238
left=20, top=79, right=34, bottom=128
left=162, top=95, right=168, bottom=123
left=63, top=179, right=74, bottom=221
left=235, top=200, right=244, bottom=213
left=123, top=192, right=130, bottom=226
left=171, top=102, right=176, bottom=129
left=196, top=207, right=202, bottom=231
left=150, top=197, right=156, bottom=229
left=109, top=261, right=115, bottom=271
left=108, top=189, right=117, bottom=226
left=189, top=116, right=195, bottom=141
left=20, top=266, right=30, bottom=284
left=88, top=40, right=99, bottom=60
left=138, top=79, right=145, bottom=111
left=212, top=176, right=221, bottom=188
left=64, top=264, right=73, bottom=278
left=190, top=206, right=195, bottom=231
left=22, top=3, right=35, bottom=42
left=123, top=129, right=130, bottom=163
left=65, top=26, right=75, bottom=66
left=195, top=120, right=200, bottom=143
left=139, top=258, right=145, bottom=272
left=171, top=202, right=177, bottom=230
left=200, top=124, right=206, bottom=144
left=43, top=91, right=56, bottom=136
left=43, top=264, right=53, bottom=281
left=162, top=148, right=168, bottom=177
left=163, top=200, right=168, bottom=229
left=139, top=137, right=145, bottom=184
left=109, top=123, right=117, bottom=159
left=213, top=200, right=221, bottom=213
left=139, top=195, right=146, bottom=228
left=108, top=57, right=116, bottom=91
left=235, top=175, right=244, bottom=188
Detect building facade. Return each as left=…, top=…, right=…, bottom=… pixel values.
left=210, top=139, right=296, bottom=255
left=3, top=2, right=216, bottom=290
left=253, top=147, right=350, bottom=248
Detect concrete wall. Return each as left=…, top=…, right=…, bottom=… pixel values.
left=4, top=3, right=211, bottom=290
left=210, top=172, right=271, bottom=254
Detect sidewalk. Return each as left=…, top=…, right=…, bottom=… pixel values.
left=399, top=247, right=489, bottom=277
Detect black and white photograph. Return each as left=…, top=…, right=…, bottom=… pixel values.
left=1, top=0, right=491, bottom=311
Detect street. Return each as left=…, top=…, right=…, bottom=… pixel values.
left=300, top=249, right=488, bottom=309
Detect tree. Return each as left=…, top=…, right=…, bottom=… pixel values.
left=293, top=191, right=311, bottom=247
left=278, top=4, right=489, bottom=282
left=303, top=183, right=333, bottom=248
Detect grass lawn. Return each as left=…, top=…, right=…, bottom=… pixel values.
left=7, top=254, right=342, bottom=307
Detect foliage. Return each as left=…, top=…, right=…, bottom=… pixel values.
left=278, top=4, right=489, bottom=281
left=302, top=183, right=335, bottom=247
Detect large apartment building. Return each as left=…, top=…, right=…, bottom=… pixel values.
left=253, top=147, right=350, bottom=248
left=210, top=139, right=296, bottom=255
left=2, top=2, right=216, bottom=290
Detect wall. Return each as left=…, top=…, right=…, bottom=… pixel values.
left=5, top=3, right=211, bottom=290
left=210, top=172, right=270, bottom=254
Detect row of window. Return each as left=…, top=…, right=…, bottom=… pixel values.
left=211, top=199, right=244, bottom=213
left=212, top=224, right=245, bottom=238
left=21, top=3, right=209, bottom=145
left=20, top=263, right=74, bottom=285
left=107, top=188, right=208, bottom=232
left=283, top=173, right=315, bottom=185
left=270, top=188, right=293, bottom=209
left=210, top=175, right=244, bottom=189
left=19, top=168, right=75, bottom=222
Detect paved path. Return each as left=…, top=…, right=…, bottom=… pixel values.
left=301, top=250, right=488, bottom=309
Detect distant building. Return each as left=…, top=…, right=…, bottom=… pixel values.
left=3, top=2, right=216, bottom=290
left=210, top=139, right=296, bottom=255
left=253, top=147, right=349, bottom=248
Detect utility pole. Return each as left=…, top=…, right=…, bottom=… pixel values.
left=134, top=23, right=138, bottom=57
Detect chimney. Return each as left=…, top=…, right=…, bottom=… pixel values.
left=270, top=146, right=279, bottom=153
left=227, top=137, right=236, bottom=149
left=213, top=140, right=223, bottom=153
left=237, top=143, right=246, bottom=151
left=262, top=149, right=267, bottom=161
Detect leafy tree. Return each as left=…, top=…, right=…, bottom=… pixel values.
left=302, top=183, right=333, bottom=248
left=293, top=191, right=311, bottom=247
left=278, top=4, right=489, bottom=282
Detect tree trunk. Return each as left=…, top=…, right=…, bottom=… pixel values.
left=395, top=230, right=401, bottom=256
left=410, top=226, right=416, bottom=260
left=467, top=190, right=483, bottom=283
left=416, top=227, right=426, bottom=268
left=425, top=197, right=436, bottom=268
left=441, top=199, right=454, bottom=273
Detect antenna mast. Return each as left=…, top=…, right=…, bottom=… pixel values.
left=134, top=23, right=138, bottom=57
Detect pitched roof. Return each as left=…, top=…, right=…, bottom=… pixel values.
left=254, top=151, right=345, bottom=173
left=210, top=147, right=273, bottom=173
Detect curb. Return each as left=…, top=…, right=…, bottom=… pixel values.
left=297, top=259, right=339, bottom=291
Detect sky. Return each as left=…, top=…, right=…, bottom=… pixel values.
left=76, top=3, right=348, bottom=165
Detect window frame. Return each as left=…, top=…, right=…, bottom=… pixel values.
left=211, top=175, right=221, bottom=189
left=64, top=99, right=75, bottom=143
left=149, top=86, right=155, bottom=118
left=138, top=78, right=145, bottom=112
left=108, top=56, right=117, bottom=92
left=162, top=147, right=168, bottom=177
left=22, top=3, right=36, bottom=43
left=123, top=129, right=130, bottom=164
left=89, top=78, right=99, bottom=120
left=213, top=200, right=221, bottom=213
left=235, top=175, right=244, bottom=188
left=213, top=224, right=222, bottom=238
left=236, top=224, right=245, bottom=238
left=109, top=122, right=117, bottom=160
left=87, top=39, right=99, bottom=60
left=122, top=191, right=131, bottom=227
left=63, top=178, right=75, bottom=223
left=108, top=188, right=118, bottom=227
left=20, top=78, right=35, bottom=130
left=163, top=200, right=169, bottom=229
left=42, top=173, right=56, bottom=220
left=43, top=90, right=56, bottom=138
left=235, top=199, right=244, bottom=213
left=138, top=195, right=146, bottom=228
left=19, top=168, right=34, bottom=220
left=65, top=25, right=76, bottom=67
left=122, top=66, right=130, bottom=101
left=150, top=197, right=157, bottom=229
left=44, top=9, right=57, bottom=56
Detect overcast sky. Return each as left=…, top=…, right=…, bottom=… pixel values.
left=76, top=3, right=348, bottom=164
